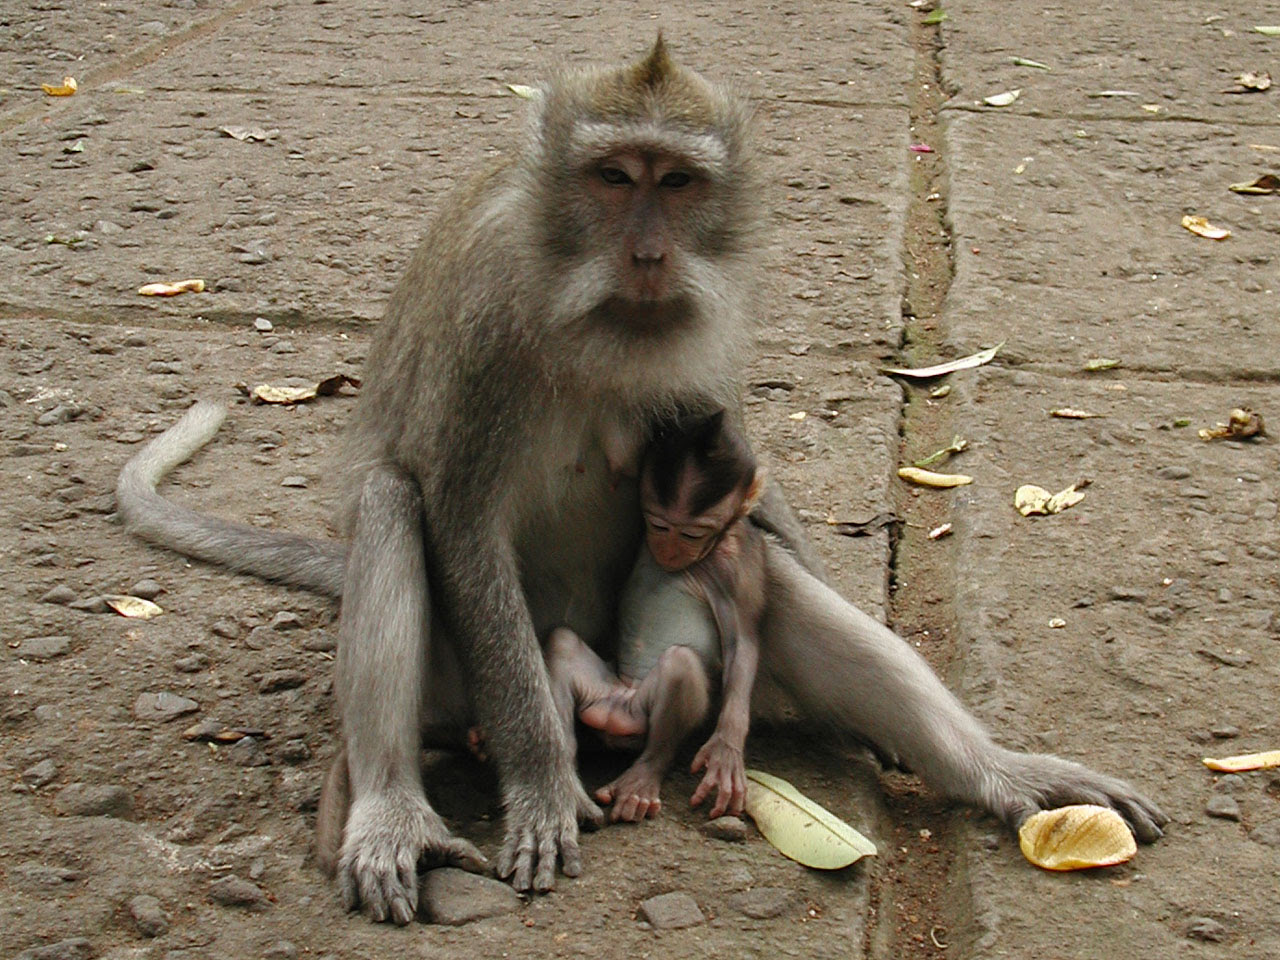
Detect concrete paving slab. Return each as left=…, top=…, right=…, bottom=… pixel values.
left=939, top=1, right=1280, bottom=123
left=943, top=112, right=1280, bottom=378
left=1, top=92, right=909, bottom=353
left=947, top=366, right=1279, bottom=958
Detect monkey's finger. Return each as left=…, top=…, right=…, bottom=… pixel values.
left=533, top=835, right=559, bottom=892
left=338, top=863, right=360, bottom=913
left=443, top=837, right=489, bottom=874
left=560, top=831, right=584, bottom=878
left=691, top=747, right=710, bottom=774
left=690, top=776, right=713, bottom=808
left=1111, top=795, right=1166, bottom=844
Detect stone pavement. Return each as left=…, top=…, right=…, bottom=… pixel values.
left=1, top=2, right=1277, bottom=958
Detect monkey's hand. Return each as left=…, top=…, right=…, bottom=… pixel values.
left=990, top=748, right=1168, bottom=844
left=338, top=788, right=488, bottom=925
left=497, top=774, right=603, bottom=892
left=690, top=733, right=747, bottom=818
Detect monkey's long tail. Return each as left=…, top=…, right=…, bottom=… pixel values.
left=116, top=400, right=347, bottom=597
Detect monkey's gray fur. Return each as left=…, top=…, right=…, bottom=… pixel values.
left=117, top=37, right=1165, bottom=926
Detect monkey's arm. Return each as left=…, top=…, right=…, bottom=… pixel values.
left=418, top=455, right=603, bottom=891
left=689, top=543, right=763, bottom=818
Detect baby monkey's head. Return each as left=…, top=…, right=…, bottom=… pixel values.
left=639, top=409, right=762, bottom=571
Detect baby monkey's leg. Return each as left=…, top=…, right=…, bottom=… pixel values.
left=544, top=627, right=645, bottom=740
left=596, top=645, right=711, bottom=822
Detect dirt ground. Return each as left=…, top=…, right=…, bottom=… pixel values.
left=3, top=2, right=1279, bottom=960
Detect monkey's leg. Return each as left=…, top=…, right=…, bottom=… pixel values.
left=596, top=646, right=710, bottom=822
left=758, top=543, right=1167, bottom=842
left=334, top=464, right=487, bottom=925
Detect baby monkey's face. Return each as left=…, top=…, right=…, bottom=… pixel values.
left=639, top=477, right=747, bottom=572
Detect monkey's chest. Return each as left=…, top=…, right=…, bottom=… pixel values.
left=615, top=551, right=720, bottom=680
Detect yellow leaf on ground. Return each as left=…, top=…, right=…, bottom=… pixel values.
left=138, top=279, right=205, bottom=296
left=42, top=76, right=77, bottom=96
left=1019, top=805, right=1136, bottom=871
left=744, top=770, right=876, bottom=869
left=1203, top=750, right=1280, bottom=772
left=104, top=595, right=163, bottom=620
left=898, top=466, right=973, bottom=488
left=1180, top=215, right=1230, bottom=240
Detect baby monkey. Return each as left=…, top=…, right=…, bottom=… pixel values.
left=546, top=409, right=767, bottom=822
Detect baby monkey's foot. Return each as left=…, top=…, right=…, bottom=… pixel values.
left=595, top=760, right=664, bottom=822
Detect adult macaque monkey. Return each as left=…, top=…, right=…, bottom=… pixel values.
left=117, top=38, right=1165, bottom=926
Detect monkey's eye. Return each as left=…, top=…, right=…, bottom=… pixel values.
left=679, top=531, right=708, bottom=542
left=599, top=166, right=633, bottom=186
left=659, top=170, right=693, bottom=189
left=646, top=518, right=670, bottom=533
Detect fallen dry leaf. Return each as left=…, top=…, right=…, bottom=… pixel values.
left=928, top=522, right=953, bottom=540
left=1223, top=71, right=1272, bottom=93
left=1019, top=805, right=1136, bottom=871
left=744, top=769, right=876, bottom=869
left=882, top=343, right=1003, bottom=379
left=899, top=466, right=973, bottom=488
left=1015, top=480, right=1089, bottom=516
left=1227, top=173, right=1280, bottom=194
left=1202, top=750, right=1280, bottom=773
left=983, top=89, right=1021, bottom=107
left=1254, top=25, right=1280, bottom=36
left=251, top=373, right=361, bottom=405
left=104, top=595, right=163, bottom=620
left=1050, top=408, right=1103, bottom=419
left=220, top=125, right=279, bottom=142
left=1198, top=407, right=1265, bottom=440
left=1082, top=357, right=1121, bottom=372
left=138, top=279, right=205, bottom=297
left=42, top=76, right=77, bottom=96
left=1180, top=215, right=1231, bottom=240
left=506, top=83, right=541, bottom=99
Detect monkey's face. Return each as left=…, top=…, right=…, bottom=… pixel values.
left=584, top=149, right=709, bottom=305
left=640, top=477, right=744, bottom=572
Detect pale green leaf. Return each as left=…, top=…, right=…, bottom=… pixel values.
left=506, top=83, right=541, bottom=100
left=1254, top=25, right=1280, bottom=36
left=922, top=9, right=948, bottom=25
left=743, top=770, right=876, bottom=869
left=1009, top=56, right=1051, bottom=70
left=983, top=89, right=1021, bottom=107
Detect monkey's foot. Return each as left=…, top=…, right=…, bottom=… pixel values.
left=989, top=748, right=1169, bottom=844
left=578, top=688, right=647, bottom=739
left=595, top=760, right=664, bottom=822
left=338, top=789, right=488, bottom=925
left=496, top=775, right=602, bottom=892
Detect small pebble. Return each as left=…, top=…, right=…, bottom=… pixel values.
left=129, top=578, right=164, bottom=600
left=1212, top=774, right=1245, bottom=794
left=1205, top=794, right=1240, bottom=821
left=210, top=618, right=240, bottom=639
left=15, top=636, right=71, bottom=661
left=1155, top=465, right=1191, bottom=480
left=637, top=891, right=705, bottom=930
left=730, top=887, right=793, bottom=920
left=1107, top=586, right=1148, bottom=602
left=129, top=894, right=170, bottom=937
left=258, top=670, right=307, bottom=693
left=701, top=815, right=747, bottom=842
left=280, top=475, right=308, bottom=488
left=22, top=758, right=58, bottom=788
left=68, top=595, right=110, bottom=613
left=270, top=611, right=302, bottom=630
left=1184, top=916, right=1226, bottom=943
left=207, top=875, right=270, bottom=910
left=254, top=317, right=274, bottom=332
left=1211, top=725, right=1240, bottom=739
left=276, top=738, right=312, bottom=764
left=302, top=633, right=337, bottom=652
left=420, top=868, right=521, bottom=925
left=134, top=692, right=200, bottom=722
left=1145, top=606, right=1175, bottom=624
left=173, top=653, right=208, bottom=673
left=39, top=584, right=76, bottom=605
left=263, top=941, right=298, bottom=960
left=229, top=736, right=271, bottom=767
left=146, top=361, right=181, bottom=375
left=54, top=782, right=134, bottom=818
